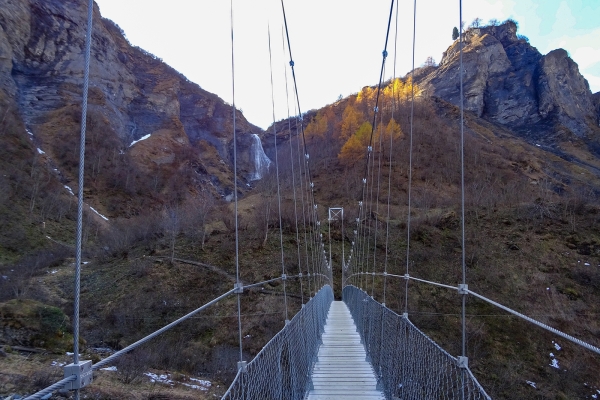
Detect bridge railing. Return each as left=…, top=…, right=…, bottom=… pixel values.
left=343, top=285, right=491, bottom=400
left=222, top=285, right=333, bottom=400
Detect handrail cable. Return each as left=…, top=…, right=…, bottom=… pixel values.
left=267, top=23, right=289, bottom=321
left=350, top=271, right=600, bottom=356
left=25, top=289, right=236, bottom=400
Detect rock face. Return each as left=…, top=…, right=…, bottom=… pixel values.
left=0, top=0, right=264, bottom=199
left=421, top=21, right=599, bottom=141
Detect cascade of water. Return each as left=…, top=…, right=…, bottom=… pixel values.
left=249, top=133, right=272, bottom=180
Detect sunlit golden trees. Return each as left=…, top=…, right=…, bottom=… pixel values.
left=338, top=121, right=372, bottom=167
left=381, top=78, right=419, bottom=106
left=339, top=105, right=364, bottom=141
left=378, top=118, right=403, bottom=157
left=305, top=110, right=329, bottom=141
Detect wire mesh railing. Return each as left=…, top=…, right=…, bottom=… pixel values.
left=222, top=284, right=333, bottom=400
left=343, top=285, right=491, bottom=400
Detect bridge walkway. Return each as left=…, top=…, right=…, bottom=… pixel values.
left=306, top=301, right=385, bottom=400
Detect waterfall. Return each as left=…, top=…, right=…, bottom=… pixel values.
left=249, top=134, right=272, bottom=181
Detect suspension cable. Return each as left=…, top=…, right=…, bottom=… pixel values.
left=72, top=2, right=93, bottom=399
left=383, top=0, right=400, bottom=306
left=280, top=0, right=325, bottom=291
left=350, top=0, right=395, bottom=293
left=267, top=24, right=289, bottom=321
left=371, top=76, right=386, bottom=297
left=281, top=27, right=304, bottom=305
left=229, top=0, right=244, bottom=368
left=405, top=0, right=417, bottom=316
left=459, top=0, right=467, bottom=368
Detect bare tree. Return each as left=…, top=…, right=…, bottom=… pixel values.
left=470, top=17, right=483, bottom=28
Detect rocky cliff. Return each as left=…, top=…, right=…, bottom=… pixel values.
left=0, top=0, right=265, bottom=206
left=420, top=21, right=600, bottom=147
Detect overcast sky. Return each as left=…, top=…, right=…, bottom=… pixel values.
left=94, top=0, right=600, bottom=129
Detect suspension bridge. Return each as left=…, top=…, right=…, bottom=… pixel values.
left=19, top=0, right=600, bottom=399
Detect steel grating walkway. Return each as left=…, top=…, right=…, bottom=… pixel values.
left=306, top=301, right=385, bottom=400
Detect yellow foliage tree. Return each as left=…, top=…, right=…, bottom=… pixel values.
left=305, top=111, right=329, bottom=140
left=339, top=105, right=364, bottom=141
left=375, top=118, right=403, bottom=156
left=382, top=78, right=404, bottom=103
left=338, top=121, right=373, bottom=167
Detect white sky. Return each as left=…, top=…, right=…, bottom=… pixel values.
left=94, top=0, right=600, bottom=129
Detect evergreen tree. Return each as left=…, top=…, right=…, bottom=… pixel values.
left=452, top=27, right=459, bottom=40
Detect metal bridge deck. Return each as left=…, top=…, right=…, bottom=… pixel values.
left=306, top=301, right=385, bottom=400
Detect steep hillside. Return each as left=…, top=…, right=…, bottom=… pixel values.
left=1, top=6, right=600, bottom=400
left=0, top=0, right=266, bottom=213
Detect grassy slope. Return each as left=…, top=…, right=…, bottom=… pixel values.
left=1, top=88, right=600, bottom=398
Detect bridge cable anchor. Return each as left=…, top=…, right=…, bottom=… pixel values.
left=457, top=356, right=469, bottom=369
left=237, top=361, right=247, bottom=373
left=63, top=360, right=93, bottom=390
left=458, top=284, right=469, bottom=295
left=234, top=282, right=244, bottom=294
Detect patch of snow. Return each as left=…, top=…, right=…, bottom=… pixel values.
left=50, top=270, right=58, bottom=274
left=526, top=380, right=536, bottom=388
left=244, top=334, right=251, bottom=338
left=546, top=287, right=550, bottom=290
left=82, top=261, right=90, bottom=265
left=64, top=185, right=75, bottom=196
left=144, top=372, right=174, bottom=386
left=27, top=129, right=34, bottom=136
left=129, top=134, right=151, bottom=147
left=584, top=262, right=590, bottom=266
left=535, top=144, right=541, bottom=147
left=593, top=394, right=597, bottom=399
left=100, top=366, right=117, bottom=372
left=66, top=352, right=82, bottom=356
left=553, top=341, right=561, bottom=351
left=549, top=358, right=560, bottom=369
left=51, top=361, right=66, bottom=367
left=189, top=377, right=211, bottom=387
left=89, top=206, right=109, bottom=221
left=182, top=378, right=211, bottom=391
left=1, top=275, right=7, bottom=280
left=37, top=148, right=45, bottom=154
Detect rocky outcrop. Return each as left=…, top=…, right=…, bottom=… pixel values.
left=0, top=0, right=264, bottom=199
left=420, top=21, right=598, bottom=140
left=536, top=49, right=597, bottom=137
left=593, top=92, right=600, bottom=126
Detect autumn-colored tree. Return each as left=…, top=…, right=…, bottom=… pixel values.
left=338, top=121, right=372, bottom=167
left=376, top=118, right=403, bottom=157
left=339, top=105, right=364, bottom=141
left=382, top=78, right=403, bottom=104
left=305, top=111, right=329, bottom=140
